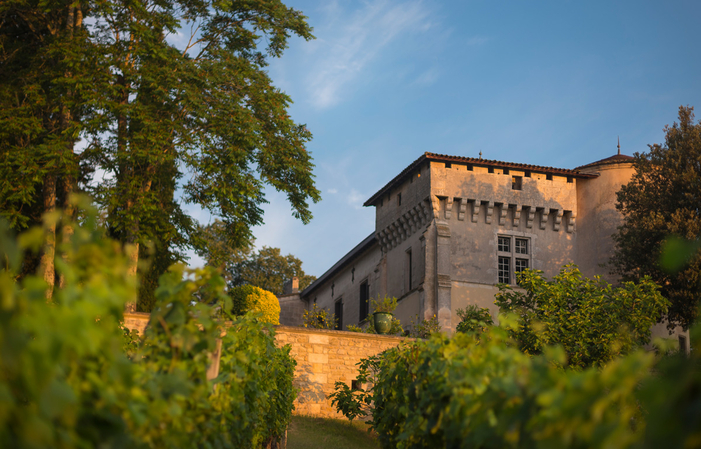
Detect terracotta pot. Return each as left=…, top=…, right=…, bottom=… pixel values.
left=373, top=312, right=393, bottom=334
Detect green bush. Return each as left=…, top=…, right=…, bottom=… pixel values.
left=408, top=314, right=442, bottom=339
left=0, top=213, right=296, bottom=448
left=229, top=284, right=281, bottom=324
left=328, top=355, right=381, bottom=424
left=371, top=296, right=397, bottom=313
left=366, top=315, right=701, bottom=449
left=455, top=305, right=493, bottom=334
left=496, top=265, right=669, bottom=369
left=302, top=303, right=337, bottom=329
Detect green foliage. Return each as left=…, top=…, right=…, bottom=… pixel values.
left=407, top=315, right=442, bottom=339
left=303, top=303, right=337, bottom=329
left=1, top=0, right=321, bottom=300
left=329, top=355, right=381, bottom=424
left=366, top=315, right=701, bottom=449
left=0, top=214, right=141, bottom=447
left=660, top=235, right=701, bottom=274
left=193, top=220, right=254, bottom=285
left=371, top=296, right=397, bottom=313
left=229, top=284, right=281, bottom=325
left=637, top=323, right=701, bottom=448
left=0, top=216, right=297, bottom=448
left=495, top=265, right=669, bottom=369
left=328, top=383, right=368, bottom=424
left=611, top=106, right=701, bottom=330
left=455, top=305, right=494, bottom=334
left=229, top=246, right=317, bottom=295
left=85, top=0, right=321, bottom=251
left=137, top=239, right=184, bottom=312
left=195, top=223, right=317, bottom=296
left=370, top=324, right=656, bottom=449
left=0, top=0, right=88, bottom=231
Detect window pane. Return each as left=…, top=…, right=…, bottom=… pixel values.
left=335, top=300, right=343, bottom=330
left=498, top=256, right=511, bottom=283
left=515, top=259, right=529, bottom=285
left=359, top=281, right=369, bottom=322
left=515, top=238, right=528, bottom=254
left=515, top=258, right=529, bottom=273
left=498, top=236, right=510, bottom=252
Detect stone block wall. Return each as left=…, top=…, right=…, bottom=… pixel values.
left=122, top=313, right=409, bottom=418
left=275, top=326, right=408, bottom=418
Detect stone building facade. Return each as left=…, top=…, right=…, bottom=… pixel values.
left=283, top=151, right=686, bottom=345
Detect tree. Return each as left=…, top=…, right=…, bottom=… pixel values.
left=1, top=0, right=321, bottom=307
left=229, top=246, right=316, bottom=296
left=611, top=106, right=701, bottom=330
left=85, top=0, right=320, bottom=310
left=0, top=0, right=92, bottom=296
left=194, top=220, right=254, bottom=286
left=495, top=265, right=669, bottom=369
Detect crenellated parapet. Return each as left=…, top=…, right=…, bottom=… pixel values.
left=429, top=195, right=576, bottom=233
left=377, top=198, right=433, bottom=252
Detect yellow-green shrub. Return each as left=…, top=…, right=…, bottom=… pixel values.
left=230, top=284, right=280, bottom=325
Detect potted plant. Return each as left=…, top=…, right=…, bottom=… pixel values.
left=371, top=296, right=397, bottom=334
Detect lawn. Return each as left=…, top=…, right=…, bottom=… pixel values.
left=286, top=415, right=380, bottom=449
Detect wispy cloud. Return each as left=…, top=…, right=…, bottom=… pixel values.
left=411, top=67, right=439, bottom=86
left=347, top=189, right=366, bottom=210
left=306, top=0, right=432, bottom=109
left=466, top=36, right=489, bottom=46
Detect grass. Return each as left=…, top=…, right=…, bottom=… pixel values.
left=286, top=415, right=380, bottom=449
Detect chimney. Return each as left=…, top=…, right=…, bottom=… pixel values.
left=282, top=277, right=299, bottom=295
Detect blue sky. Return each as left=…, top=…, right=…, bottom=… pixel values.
left=187, top=0, right=701, bottom=277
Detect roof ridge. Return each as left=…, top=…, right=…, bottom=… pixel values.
left=364, top=152, right=599, bottom=207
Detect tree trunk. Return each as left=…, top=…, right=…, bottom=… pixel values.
left=116, top=72, right=140, bottom=312
left=58, top=174, right=75, bottom=289
left=57, top=2, right=82, bottom=290
left=125, top=241, right=139, bottom=312
left=40, top=174, right=57, bottom=300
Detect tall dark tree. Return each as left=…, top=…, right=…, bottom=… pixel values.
left=611, top=106, right=701, bottom=330
left=85, top=0, right=320, bottom=310
left=1, top=0, right=321, bottom=307
left=0, top=0, right=92, bottom=296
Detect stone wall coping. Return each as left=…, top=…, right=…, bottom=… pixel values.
left=124, top=313, right=413, bottom=343
left=274, top=325, right=413, bottom=343
left=277, top=293, right=302, bottom=300
left=124, top=312, right=416, bottom=342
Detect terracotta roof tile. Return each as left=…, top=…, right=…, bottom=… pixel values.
left=575, top=153, right=634, bottom=170
left=364, top=152, right=598, bottom=207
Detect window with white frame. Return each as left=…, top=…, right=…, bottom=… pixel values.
left=497, top=235, right=531, bottom=284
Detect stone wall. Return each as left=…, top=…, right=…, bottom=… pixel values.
left=275, top=326, right=408, bottom=418
left=122, top=313, right=408, bottom=418
left=124, top=311, right=150, bottom=333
